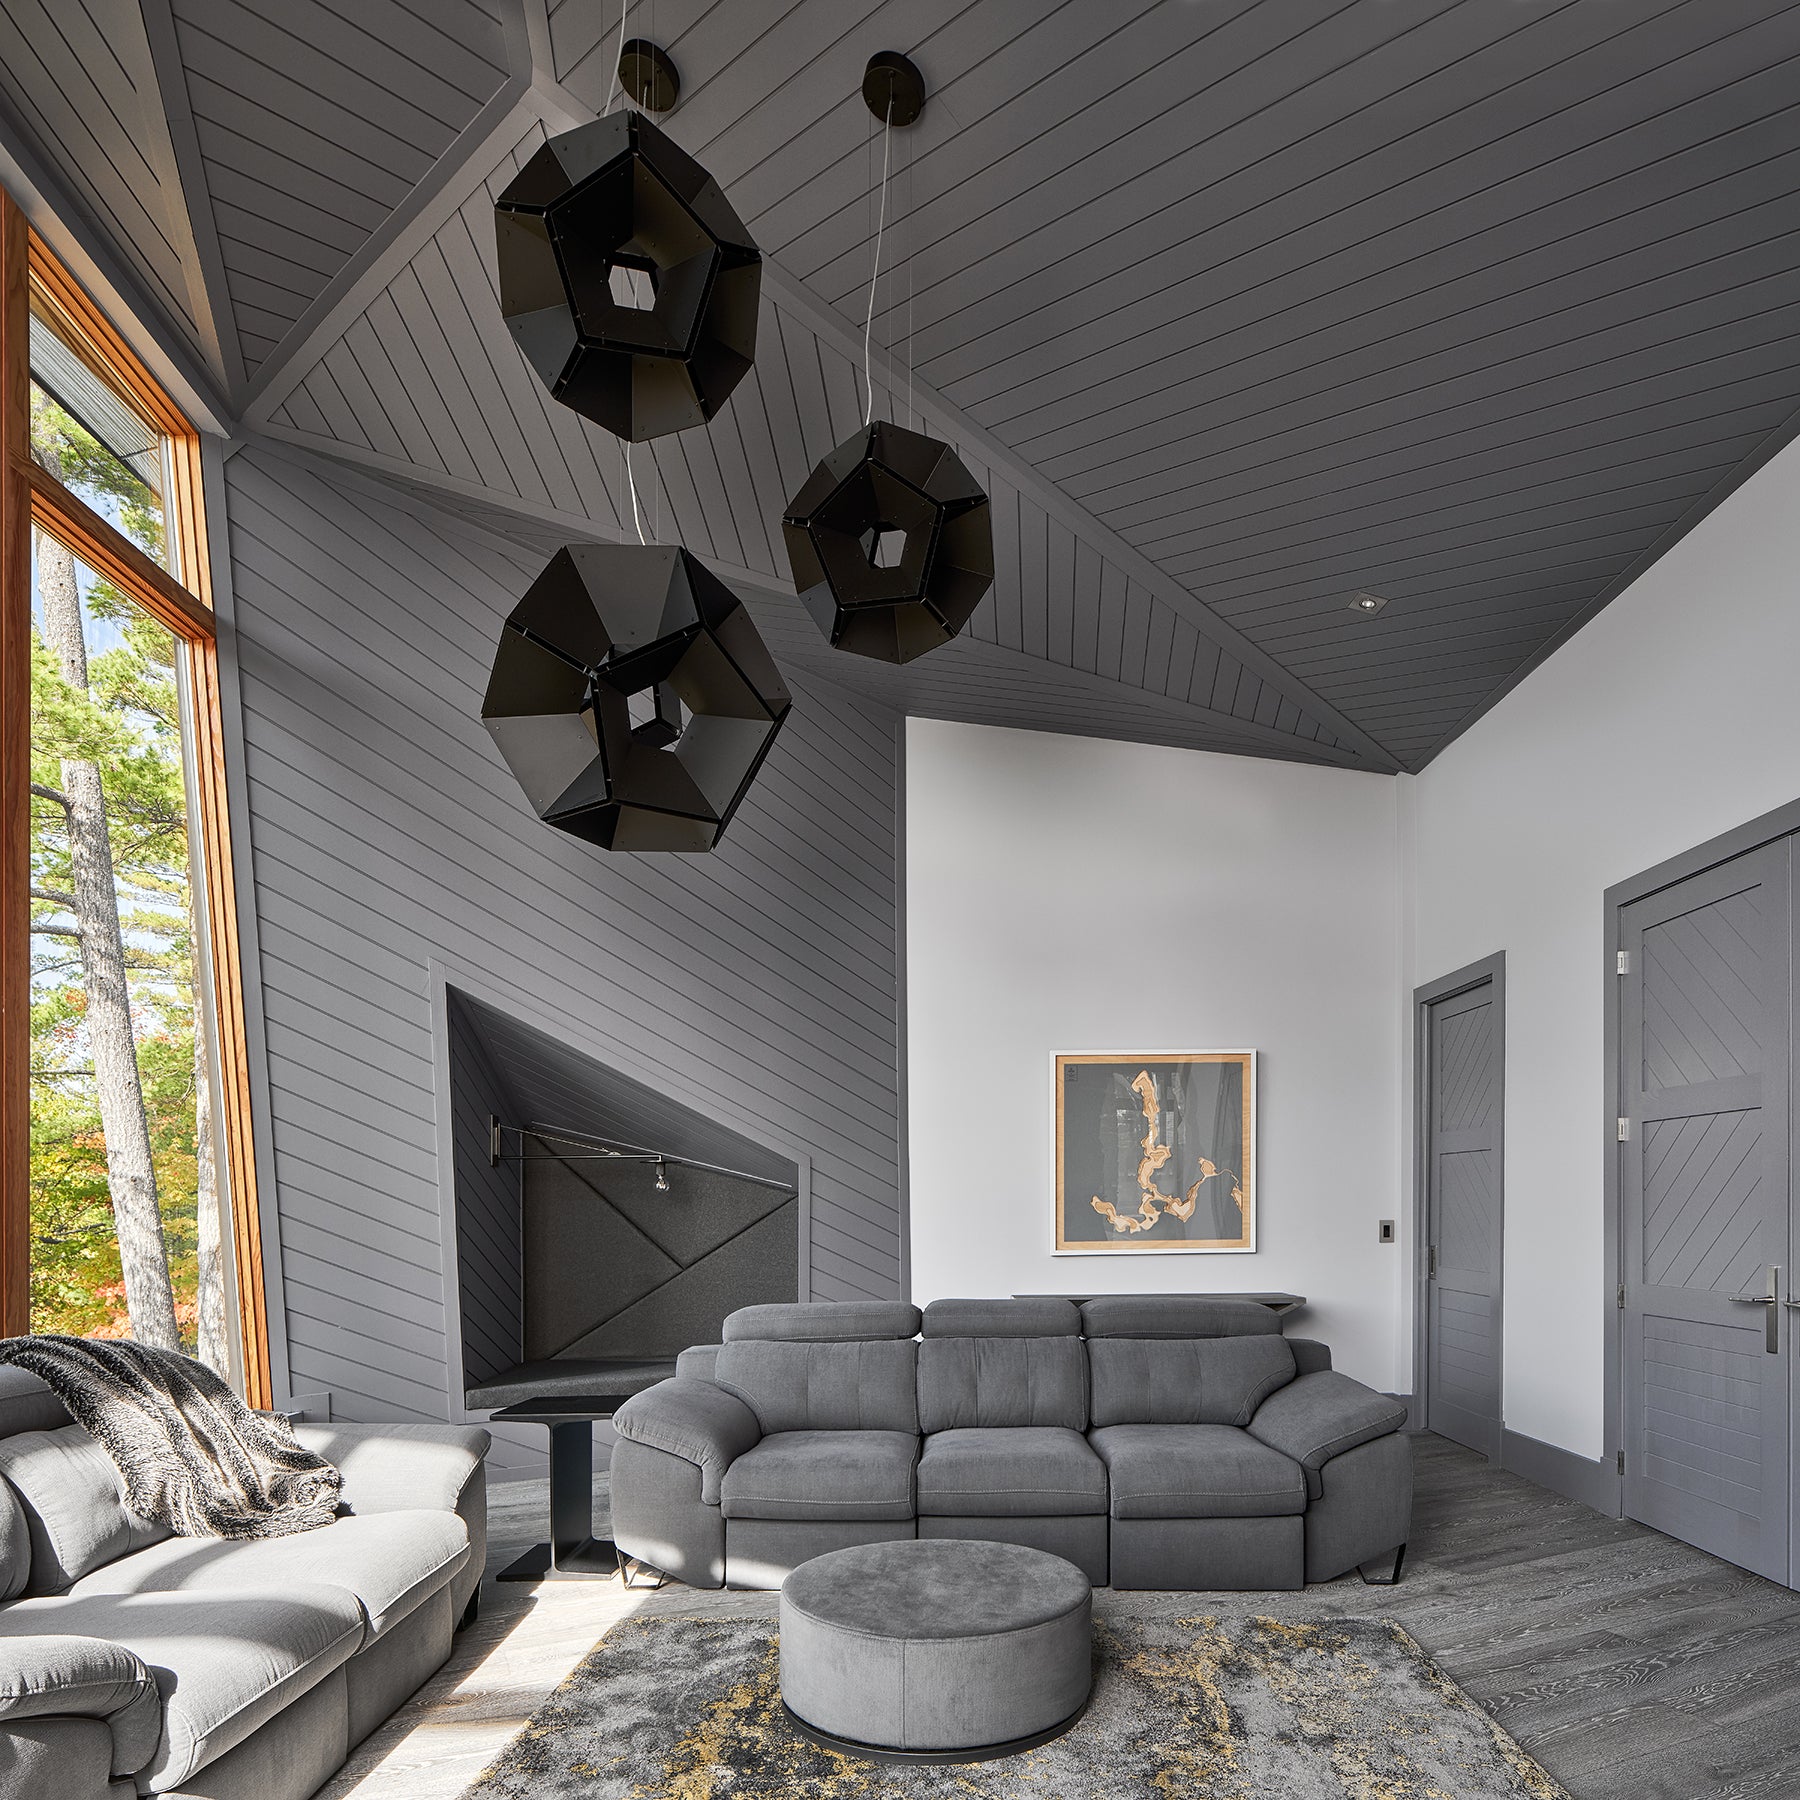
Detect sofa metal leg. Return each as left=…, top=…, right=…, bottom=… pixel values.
left=458, top=1591, right=480, bottom=1631
left=621, top=1555, right=668, bottom=1591
left=1358, top=1543, right=1406, bottom=1586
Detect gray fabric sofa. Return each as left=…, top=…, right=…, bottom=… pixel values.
left=612, top=1296, right=1409, bottom=1591
left=0, top=1369, right=489, bottom=1800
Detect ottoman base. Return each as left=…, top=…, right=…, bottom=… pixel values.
left=782, top=1697, right=1089, bottom=1766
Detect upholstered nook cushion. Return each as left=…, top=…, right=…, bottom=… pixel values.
left=1090, top=1424, right=1308, bottom=1519
left=780, top=1538, right=1092, bottom=1754
left=720, top=1430, right=916, bottom=1522
left=68, top=1509, right=470, bottom=1639
left=0, top=1584, right=364, bottom=1790
left=916, top=1427, right=1108, bottom=1517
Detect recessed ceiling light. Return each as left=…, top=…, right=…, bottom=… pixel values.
left=1349, top=591, right=1389, bottom=615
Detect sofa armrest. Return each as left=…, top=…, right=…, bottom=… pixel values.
left=1286, top=1337, right=1332, bottom=1375
left=293, top=1423, right=491, bottom=1516
left=0, top=1635, right=160, bottom=1777
left=613, top=1379, right=760, bottom=1506
left=1247, top=1372, right=1407, bottom=1477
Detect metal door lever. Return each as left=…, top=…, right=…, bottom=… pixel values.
left=1728, top=1267, right=1781, bottom=1352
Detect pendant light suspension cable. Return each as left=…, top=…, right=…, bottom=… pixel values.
left=862, top=100, right=893, bottom=426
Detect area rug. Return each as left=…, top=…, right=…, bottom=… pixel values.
left=462, top=1613, right=1571, bottom=1798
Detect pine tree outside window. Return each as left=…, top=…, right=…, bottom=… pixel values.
left=1, top=193, right=271, bottom=1405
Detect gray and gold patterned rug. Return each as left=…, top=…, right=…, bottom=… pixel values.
left=464, top=1612, right=1570, bottom=1798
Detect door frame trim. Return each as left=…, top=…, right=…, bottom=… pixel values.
left=1603, top=792, right=1800, bottom=1500
left=1412, top=951, right=1506, bottom=1449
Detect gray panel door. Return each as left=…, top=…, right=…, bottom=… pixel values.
left=1620, top=842, right=1790, bottom=1582
left=1426, top=977, right=1503, bottom=1458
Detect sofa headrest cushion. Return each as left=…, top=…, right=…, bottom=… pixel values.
left=723, top=1301, right=921, bottom=1343
left=0, top=1368, right=70, bottom=1439
left=1088, top=1335, right=1296, bottom=1428
left=921, top=1298, right=1081, bottom=1338
left=1080, top=1296, right=1282, bottom=1339
left=0, top=1426, right=170, bottom=1594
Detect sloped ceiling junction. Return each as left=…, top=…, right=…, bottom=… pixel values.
left=4, top=2, right=1800, bottom=773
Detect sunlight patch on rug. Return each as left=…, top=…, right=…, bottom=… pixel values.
left=463, top=1613, right=1570, bottom=1798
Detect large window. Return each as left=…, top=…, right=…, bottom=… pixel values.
left=1, top=193, right=269, bottom=1402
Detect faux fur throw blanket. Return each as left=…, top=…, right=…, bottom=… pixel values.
left=0, top=1336, right=342, bottom=1539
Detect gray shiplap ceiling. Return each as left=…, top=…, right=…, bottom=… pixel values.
left=4, top=0, right=1799, bottom=771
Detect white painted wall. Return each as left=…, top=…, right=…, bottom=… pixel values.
left=1409, top=435, right=1800, bottom=1461
left=906, top=720, right=1406, bottom=1390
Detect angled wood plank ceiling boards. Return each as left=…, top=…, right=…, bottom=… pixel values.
left=1, top=0, right=1796, bottom=771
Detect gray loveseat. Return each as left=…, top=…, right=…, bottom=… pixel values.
left=0, top=1368, right=489, bottom=1800
left=612, top=1296, right=1410, bottom=1592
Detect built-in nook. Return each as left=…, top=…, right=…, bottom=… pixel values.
left=444, top=989, right=800, bottom=1410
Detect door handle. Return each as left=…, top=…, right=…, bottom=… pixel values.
left=1728, top=1266, right=1781, bottom=1353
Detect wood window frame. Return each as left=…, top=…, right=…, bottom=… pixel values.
left=0, top=189, right=271, bottom=1405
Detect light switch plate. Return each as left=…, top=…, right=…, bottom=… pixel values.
left=1378, top=1219, right=1396, bottom=1244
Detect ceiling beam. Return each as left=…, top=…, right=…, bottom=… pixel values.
left=0, top=96, right=230, bottom=435
left=240, top=79, right=538, bottom=424
left=137, top=0, right=245, bottom=407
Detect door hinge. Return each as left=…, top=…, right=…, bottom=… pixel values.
left=1618, top=1284, right=1626, bottom=1310
left=1617, top=1449, right=1625, bottom=1475
left=1617, top=949, right=1630, bottom=975
left=1617, top=1116, right=1631, bottom=1141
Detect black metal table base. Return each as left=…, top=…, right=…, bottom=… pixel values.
left=488, top=1398, right=640, bottom=1584
left=496, top=1535, right=621, bottom=1582
left=781, top=1698, right=1088, bottom=1765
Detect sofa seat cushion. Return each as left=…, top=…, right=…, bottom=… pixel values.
left=0, top=1583, right=364, bottom=1790
left=69, top=1510, right=470, bottom=1641
left=916, top=1427, right=1107, bottom=1518
left=719, top=1431, right=917, bottom=1522
left=1089, top=1424, right=1306, bottom=1520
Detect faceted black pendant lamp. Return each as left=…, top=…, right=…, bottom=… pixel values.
left=782, top=420, right=994, bottom=665
left=494, top=112, right=761, bottom=442
left=481, top=545, right=790, bottom=853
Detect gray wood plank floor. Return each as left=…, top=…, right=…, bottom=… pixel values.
left=319, top=1434, right=1800, bottom=1800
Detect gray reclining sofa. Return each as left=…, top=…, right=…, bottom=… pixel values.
left=612, top=1296, right=1410, bottom=1591
left=0, top=1368, right=489, bottom=1800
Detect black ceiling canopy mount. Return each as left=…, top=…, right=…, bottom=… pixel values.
left=618, top=38, right=679, bottom=112
left=863, top=51, right=925, bottom=125
left=783, top=421, right=994, bottom=665
left=481, top=544, right=790, bottom=852
left=493, top=113, right=761, bottom=442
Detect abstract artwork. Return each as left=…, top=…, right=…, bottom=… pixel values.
left=1055, top=1052, right=1255, bottom=1254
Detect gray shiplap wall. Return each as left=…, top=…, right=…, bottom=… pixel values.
left=445, top=990, right=522, bottom=1393
left=223, top=440, right=903, bottom=1437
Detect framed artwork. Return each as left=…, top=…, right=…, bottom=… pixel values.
left=1055, top=1052, right=1256, bottom=1254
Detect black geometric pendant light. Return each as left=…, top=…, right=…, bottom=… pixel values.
left=782, top=420, right=994, bottom=665
left=780, top=53, right=993, bottom=665
left=494, top=111, right=761, bottom=442
left=481, top=545, right=790, bottom=853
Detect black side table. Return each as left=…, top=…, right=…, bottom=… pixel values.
left=491, top=1394, right=634, bottom=1582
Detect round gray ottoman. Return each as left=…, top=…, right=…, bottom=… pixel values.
left=779, top=1538, right=1092, bottom=1762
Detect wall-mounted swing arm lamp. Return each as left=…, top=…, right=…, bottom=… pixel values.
left=484, top=1116, right=793, bottom=1193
